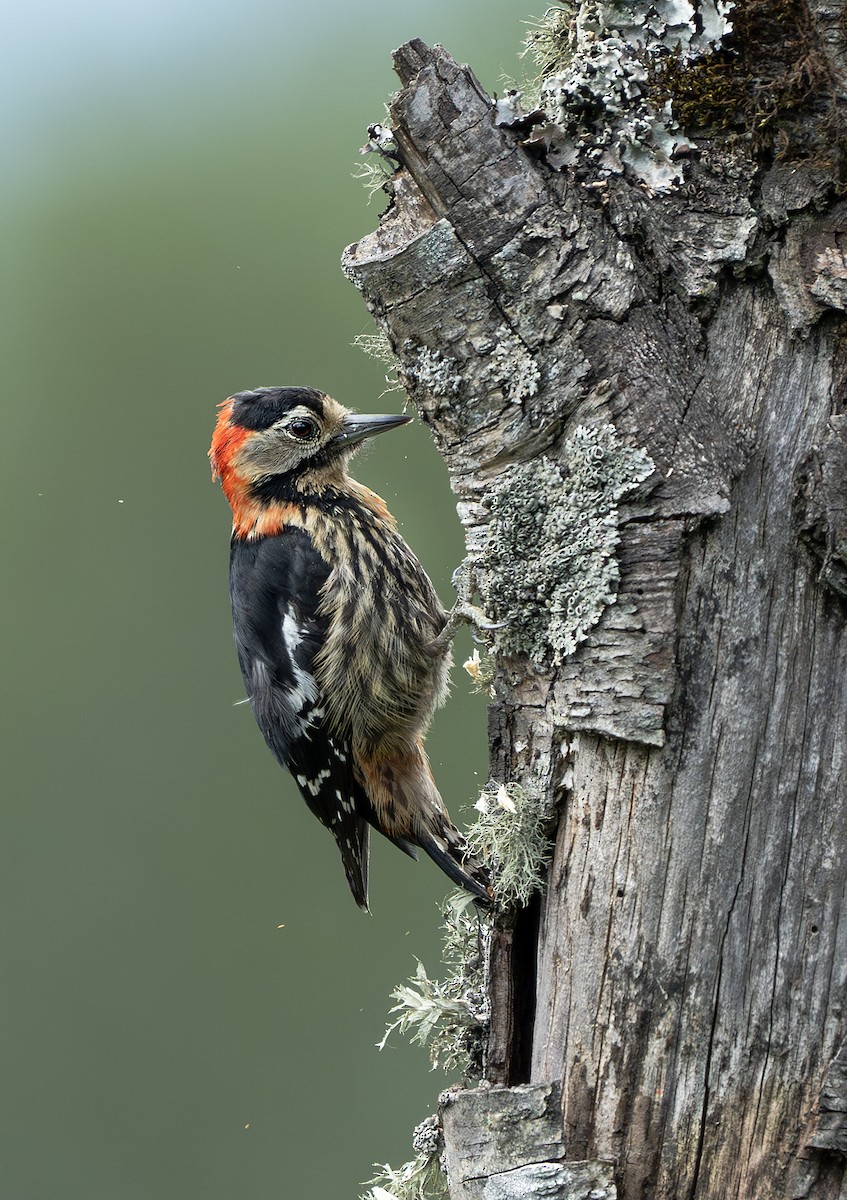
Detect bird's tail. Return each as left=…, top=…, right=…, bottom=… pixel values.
left=334, top=815, right=371, bottom=913
left=357, top=742, right=492, bottom=907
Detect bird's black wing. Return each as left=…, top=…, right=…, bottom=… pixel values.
left=229, top=529, right=373, bottom=908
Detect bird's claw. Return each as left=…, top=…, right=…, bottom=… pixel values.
left=434, top=602, right=507, bottom=650
left=436, top=559, right=510, bottom=649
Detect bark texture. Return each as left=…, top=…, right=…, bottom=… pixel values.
left=343, top=21, right=847, bottom=1200
left=441, top=1082, right=614, bottom=1200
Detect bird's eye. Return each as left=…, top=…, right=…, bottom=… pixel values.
left=287, top=417, right=318, bottom=441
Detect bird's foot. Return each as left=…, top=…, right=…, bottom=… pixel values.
left=432, top=558, right=508, bottom=651
left=434, top=601, right=507, bottom=652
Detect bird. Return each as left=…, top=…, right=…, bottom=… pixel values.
left=209, top=385, right=491, bottom=911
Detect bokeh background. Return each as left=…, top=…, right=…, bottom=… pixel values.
left=1, top=3, right=532, bottom=1197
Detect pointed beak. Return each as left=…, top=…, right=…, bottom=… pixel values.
left=331, top=412, right=412, bottom=448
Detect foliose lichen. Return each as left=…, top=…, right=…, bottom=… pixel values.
left=515, top=0, right=734, bottom=189
left=487, top=330, right=541, bottom=402
left=481, top=423, right=654, bottom=665
left=404, top=346, right=464, bottom=398
left=412, top=1116, right=443, bottom=1160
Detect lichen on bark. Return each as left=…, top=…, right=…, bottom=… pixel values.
left=517, top=0, right=734, bottom=188
left=480, top=424, right=654, bottom=665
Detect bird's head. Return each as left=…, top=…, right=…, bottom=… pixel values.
left=210, top=386, right=411, bottom=530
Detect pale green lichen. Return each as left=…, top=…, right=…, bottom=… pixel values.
left=352, top=157, right=395, bottom=204
left=481, top=423, right=654, bottom=665
left=468, top=782, right=552, bottom=907
left=514, top=0, right=734, bottom=189
left=377, top=892, right=488, bottom=1076
left=462, top=647, right=495, bottom=696
left=375, top=775, right=553, bottom=1082
left=405, top=346, right=464, bottom=398
left=352, top=331, right=405, bottom=396
left=363, top=1116, right=448, bottom=1200
left=488, top=330, right=541, bottom=402
left=352, top=331, right=395, bottom=365
left=368, top=778, right=553, bottom=1194
left=522, top=4, right=576, bottom=80
left=354, top=121, right=398, bottom=204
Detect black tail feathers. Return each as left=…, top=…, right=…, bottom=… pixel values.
left=335, top=817, right=371, bottom=912
left=419, top=828, right=493, bottom=908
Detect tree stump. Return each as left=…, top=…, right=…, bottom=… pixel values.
left=343, top=15, right=847, bottom=1198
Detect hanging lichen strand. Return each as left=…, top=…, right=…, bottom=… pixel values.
left=480, top=423, right=654, bottom=666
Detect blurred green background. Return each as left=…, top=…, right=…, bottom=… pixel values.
left=0, top=3, right=528, bottom=1197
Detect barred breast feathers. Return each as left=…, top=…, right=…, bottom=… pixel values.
left=306, top=483, right=451, bottom=754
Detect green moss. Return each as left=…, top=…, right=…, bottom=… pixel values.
left=481, top=424, right=654, bottom=666
left=650, top=0, right=844, bottom=164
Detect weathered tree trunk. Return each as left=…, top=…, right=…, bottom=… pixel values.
left=343, top=11, right=847, bottom=1198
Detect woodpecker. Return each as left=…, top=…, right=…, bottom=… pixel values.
left=210, top=386, right=491, bottom=911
